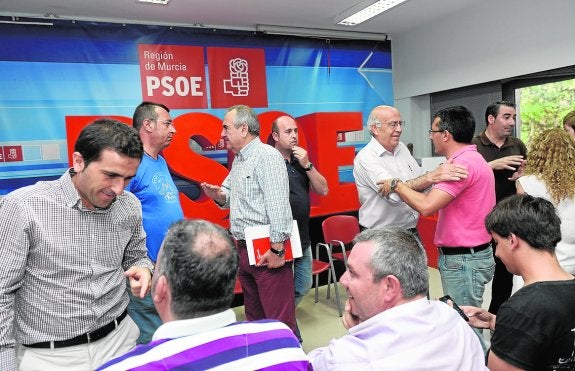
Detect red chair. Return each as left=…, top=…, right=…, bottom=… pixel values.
left=321, top=214, right=360, bottom=270
left=312, top=242, right=342, bottom=316
left=234, top=278, right=242, bottom=295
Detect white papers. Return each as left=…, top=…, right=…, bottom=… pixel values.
left=244, top=220, right=302, bottom=265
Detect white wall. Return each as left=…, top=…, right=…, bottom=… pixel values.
left=392, top=0, right=575, bottom=157
left=396, top=94, right=431, bottom=158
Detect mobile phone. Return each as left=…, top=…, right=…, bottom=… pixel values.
left=439, top=294, right=469, bottom=322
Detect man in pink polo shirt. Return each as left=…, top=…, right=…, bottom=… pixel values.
left=379, top=105, right=495, bottom=350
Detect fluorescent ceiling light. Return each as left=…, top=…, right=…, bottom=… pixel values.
left=337, top=0, right=409, bottom=26
left=257, top=24, right=387, bottom=41
left=0, top=16, right=53, bottom=26
left=0, top=20, right=53, bottom=26
left=136, top=0, right=171, bottom=5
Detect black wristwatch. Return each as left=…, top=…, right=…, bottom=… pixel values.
left=304, top=162, right=314, bottom=172
left=270, top=246, right=286, bottom=257
left=390, top=178, right=402, bottom=193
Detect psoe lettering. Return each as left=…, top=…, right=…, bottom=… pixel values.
left=146, top=76, right=204, bottom=97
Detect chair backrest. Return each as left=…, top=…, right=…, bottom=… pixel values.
left=321, top=215, right=360, bottom=245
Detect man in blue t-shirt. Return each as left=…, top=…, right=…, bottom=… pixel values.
left=126, top=101, right=184, bottom=344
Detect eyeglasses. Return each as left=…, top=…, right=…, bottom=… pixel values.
left=375, top=120, right=406, bottom=129
left=428, top=129, right=444, bottom=134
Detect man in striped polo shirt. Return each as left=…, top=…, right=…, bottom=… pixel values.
left=98, top=219, right=309, bottom=370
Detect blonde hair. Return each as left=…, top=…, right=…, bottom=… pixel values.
left=525, top=128, right=575, bottom=203
left=563, top=109, right=575, bottom=130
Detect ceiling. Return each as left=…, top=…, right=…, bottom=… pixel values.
left=0, top=0, right=481, bottom=39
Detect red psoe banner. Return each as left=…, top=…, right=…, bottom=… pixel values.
left=138, top=44, right=207, bottom=109
left=297, top=112, right=362, bottom=216
left=207, top=47, right=268, bottom=109
left=65, top=110, right=363, bottom=227
left=162, top=113, right=231, bottom=227
left=65, top=116, right=132, bottom=165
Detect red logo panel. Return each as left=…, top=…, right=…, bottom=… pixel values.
left=3, top=146, right=23, bottom=162
left=138, top=44, right=207, bottom=109
left=207, top=47, right=268, bottom=108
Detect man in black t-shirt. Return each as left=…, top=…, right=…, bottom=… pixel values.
left=272, top=115, right=329, bottom=310
left=462, top=194, right=575, bottom=370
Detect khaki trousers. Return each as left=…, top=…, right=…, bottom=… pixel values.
left=17, top=315, right=139, bottom=371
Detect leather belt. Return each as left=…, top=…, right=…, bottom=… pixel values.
left=24, top=309, right=128, bottom=349
left=439, top=243, right=491, bottom=255
left=359, top=226, right=418, bottom=234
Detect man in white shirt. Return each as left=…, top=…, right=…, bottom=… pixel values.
left=353, top=105, right=467, bottom=231
left=308, top=228, right=486, bottom=370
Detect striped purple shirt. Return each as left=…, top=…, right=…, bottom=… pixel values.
left=97, top=310, right=310, bottom=370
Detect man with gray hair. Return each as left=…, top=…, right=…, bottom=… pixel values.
left=308, top=228, right=486, bottom=370
left=98, top=219, right=309, bottom=370
left=201, top=105, right=296, bottom=334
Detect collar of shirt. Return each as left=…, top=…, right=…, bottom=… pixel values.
left=63, top=168, right=116, bottom=213
left=286, top=154, right=302, bottom=168
left=449, top=144, right=478, bottom=161
left=152, top=309, right=237, bottom=341
left=61, top=169, right=83, bottom=209
left=367, top=137, right=402, bottom=157
left=478, top=130, right=513, bottom=149
left=236, top=137, right=261, bottom=161
left=60, top=168, right=97, bottom=210
left=349, top=297, right=430, bottom=335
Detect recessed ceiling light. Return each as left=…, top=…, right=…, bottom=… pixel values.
left=137, top=0, right=171, bottom=5
left=337, top=0, right=409, bottom=26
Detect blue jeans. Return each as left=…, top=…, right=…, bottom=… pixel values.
left=126, top=282, right=162, bottom=344
left=438, top=245, right=495, bottom=351
left=294, top=244, right=312, bottom=307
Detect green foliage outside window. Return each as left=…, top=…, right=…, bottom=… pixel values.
left=518, top=79, right=575, bottom=146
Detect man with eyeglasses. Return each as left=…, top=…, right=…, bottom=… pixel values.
left=126, top=101, right=184, bottom=344
left=353, top=105, right=467, bottom=233
left=472, top=101, right=527, bottom=316
left=380, top=106, right=496, bottom=352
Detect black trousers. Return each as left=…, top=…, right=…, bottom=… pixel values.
left=488, top=243, right=513, bottom=314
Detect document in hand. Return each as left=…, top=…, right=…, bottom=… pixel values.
left=244, top=220, right=302, bottom=265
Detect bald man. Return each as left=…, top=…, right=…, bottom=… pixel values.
left=353, top=105, right=467, bottom=232
left=272, top=115, right=328, bottom=308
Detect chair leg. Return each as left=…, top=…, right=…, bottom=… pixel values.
left=326, top=265, right=331, bottom=299
left=314, top=270, right=319, bottom=303
left=330, top=263, right=343, bottom=317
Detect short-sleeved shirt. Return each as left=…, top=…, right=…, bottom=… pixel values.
left=434, top=145, right=495, bottom=247
left=353, top=138, right=424, bottom=229
left=472, top=131, right=527, bottom=202
left=491, top=279, right=575, bottom=370
left=285, top=156, right=311, bottom=247
left=126, top=153, right=184, bottom=262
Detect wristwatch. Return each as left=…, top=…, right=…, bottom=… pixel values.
left=270, top=246, right=286, bottom=257
left=304, top=162, right=314, bottom=171
left=390, top=178, right=402, bottom=193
